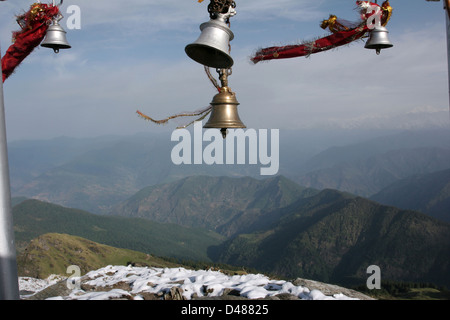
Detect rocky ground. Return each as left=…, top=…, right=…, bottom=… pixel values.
left=20, top=266, right=375, bottom=301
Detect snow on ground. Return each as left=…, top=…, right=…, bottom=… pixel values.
left=19, top=265, right=360, bottom=300
left=19, top=274, right=65, bottom=295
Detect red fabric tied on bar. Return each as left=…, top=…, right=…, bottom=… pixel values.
left=2, top=3, right=60, bottom=82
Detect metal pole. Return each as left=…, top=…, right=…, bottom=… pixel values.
left=445, top=0, right=450, bottom=123
left=0, top=50, right=20, bottom=300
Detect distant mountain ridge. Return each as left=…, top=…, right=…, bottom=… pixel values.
left=110, top=175, right=318, bottom=237
left=9, top=129, right=450, bottom=214
left=298, top=129, right=450, bottom=173
left=11, top=133, right=262, bottom=214
left=371, top=168, right=450, bottom=223
left=296, top=147, right=450, bottom=197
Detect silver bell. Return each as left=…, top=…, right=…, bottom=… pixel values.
left=365, top=26, right=393, bottom=55
left=185, top=7, right=235, bottom=69
left=41, top=15, right=71, bottom=53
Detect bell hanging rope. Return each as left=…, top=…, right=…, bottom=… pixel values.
left=41, top=13, right=71, bottom=53
left=185, top=1, right=236, bottom=69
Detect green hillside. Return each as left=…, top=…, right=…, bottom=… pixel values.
left=17, top=233, right=181, bottom=279
left=13, top=199, right=224, bottom=262
left=210, top=189, right=450, bottom=287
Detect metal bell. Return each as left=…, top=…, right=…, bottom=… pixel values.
left=203, top=69, right=245, bottom=138
left=365, top=26, right=393, bottom=55
left=41, top=15, right=71, bottom=53
left=204, top=86, right=246, bottom=138
left=185, top=7, right=235, bottom=69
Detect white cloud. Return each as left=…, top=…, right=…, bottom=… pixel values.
left=237, top=0, right=325, bottom=22
left=229, top=19, right=449, bottom=130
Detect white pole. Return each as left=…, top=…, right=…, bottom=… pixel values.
left=0, top=50, right=20, bottom=300
left=445, top=1, right=450, bottom=122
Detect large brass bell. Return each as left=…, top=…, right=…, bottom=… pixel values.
left=185, top=7, right=235, bottom=69
left=365, top=26, right=393, bottom=55
left=204, top=70, right=245, bottom=138
left=41, top=15, right=71, bottom=53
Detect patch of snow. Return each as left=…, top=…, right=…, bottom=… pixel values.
left=19, top=265, right=360, bottom=300
left=18, top=274, right=65, bottom=297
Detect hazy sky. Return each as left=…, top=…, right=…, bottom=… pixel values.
left=1, top=0, right=449, bottom=141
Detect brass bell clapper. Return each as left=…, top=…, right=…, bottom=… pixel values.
left=41, top=12, right=71, bottom=54
left=204, top=68, right=246, bottom=138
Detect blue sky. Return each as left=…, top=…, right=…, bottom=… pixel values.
left=1, top=0, right=449, bottom=141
